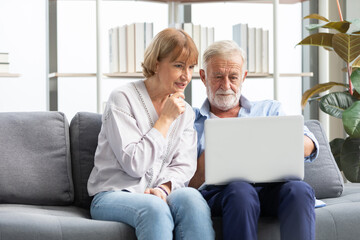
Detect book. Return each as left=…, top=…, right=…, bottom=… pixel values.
left=207, top=27, right=215, bottom=47
left=109, top=28, right=119, bottom=73
left=0, top=63, right=10, bottom=73
left=262, top=30, right=269, bottom=74
left=233, top=23, right=248, bottom=69
left=169, top=22, right=182, bottom=29
left=183, top=23, right=193, bottom=38
left=200, top=26, right=208, bottom=70
left=135, top=22, right=145, bottom=73
left=248, top=27, right=256, bottom=73
left=145, top=22, right=153, bottom=49
left=118, top=25, right=127, bottom=73
left=127, top=23, right=136, bottom=73
left=193, top=24, right=201, bottom=73
left=0, top=53, right=9, bottom=63
left=255, top=28, right=263, bottom=73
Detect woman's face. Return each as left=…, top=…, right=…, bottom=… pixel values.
left=155, top=53, right=196, bottom=94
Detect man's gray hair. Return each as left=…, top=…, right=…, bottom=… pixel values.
left=202, top=40, right=247, bottom=73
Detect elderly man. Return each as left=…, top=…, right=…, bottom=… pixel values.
left=189, top=40, right=319, bottom=240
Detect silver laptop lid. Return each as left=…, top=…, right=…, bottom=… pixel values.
left=204, top=115, right=304, bottom=185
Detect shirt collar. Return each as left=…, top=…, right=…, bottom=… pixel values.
left=199, top=95, right=252, bottom=118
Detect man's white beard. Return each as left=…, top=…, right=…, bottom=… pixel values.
left=207, top=85, right=242, bottom=111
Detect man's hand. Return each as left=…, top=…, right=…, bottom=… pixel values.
left=189, top=151, right=205, bottom=189
left=304, top=135, right=315, bottom=157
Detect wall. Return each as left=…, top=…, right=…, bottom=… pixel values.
left=0, top=0, right=46, bottom=112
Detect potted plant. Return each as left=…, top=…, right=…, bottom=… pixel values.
left=298, top=1, right=360, bottom=182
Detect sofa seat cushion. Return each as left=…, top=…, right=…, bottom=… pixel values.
left=0, top=204, right=136, bottom=240
left=314, top=183, right=360, bottom=240
left=0, top=112, right=74, bottom=205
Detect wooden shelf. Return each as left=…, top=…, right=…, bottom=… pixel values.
left=50, top=72, right=313, bottom=78
left=49, top=73, right=97, bottom=78
left=137, top=0, right=308, bottom=4
left=0, top=73, right=21, bottom=78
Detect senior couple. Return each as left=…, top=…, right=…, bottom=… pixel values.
left=87, top=28, right=319, bottom=240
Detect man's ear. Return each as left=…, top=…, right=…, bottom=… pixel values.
left=199, top=69, right=206, bottom=86
left=242, top=70, right=248, bottom=83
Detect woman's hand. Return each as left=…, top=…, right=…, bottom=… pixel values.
left=154, top=92, right=185, bottom=138
left=144, top=188, right=167, bottom=202
left=160, top=92, right=186, bottom=122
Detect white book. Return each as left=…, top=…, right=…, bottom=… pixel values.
left=207, top=27, right=215, bottom=47
left=169, top=22, right=182, bottom=29
left=145, top=22, right=153, bottom=49
left=200, top=26, right=208, bottom=70
left=135, top=22, right=145, bottom=73
left=109, top=27, right=119, bottom=73
left=127, top=23, right=136, bottom=73
left=232, top=23, right=248, bottom=69
left=262, top=30, right=269, bottom=74
left=183, top=23, right=193, bottom=38
left=248, top=27, right=256, bottom=73
left=193, top=25, right=201, bottom=73
left=0, top=53, right=9, bottom=63
left=118, top=25, right=127, bottom=73
left=0, top=63, right=10, bottom=73
left=255, top=28, right=263, bottom=73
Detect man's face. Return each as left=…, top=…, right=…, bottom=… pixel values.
left=202, top=54, right=246, bottom=112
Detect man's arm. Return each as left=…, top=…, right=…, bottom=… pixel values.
left=304, top=135, right=315, bottom=158
left=189, top=151, right=205, bottom=189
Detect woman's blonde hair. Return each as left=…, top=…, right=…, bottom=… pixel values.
left=142, top=28, right=198, bottom=78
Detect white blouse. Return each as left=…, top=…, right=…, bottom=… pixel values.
left=87, top=80, right=197, bottom=196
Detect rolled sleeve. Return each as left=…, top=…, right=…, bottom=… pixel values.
left=304, top=125, right=319, bottom=162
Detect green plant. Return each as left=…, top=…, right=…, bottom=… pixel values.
left=298, top=1, right=360, bottom=182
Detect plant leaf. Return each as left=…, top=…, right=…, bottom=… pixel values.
left=340, top=137, right=360, bottom=182
left=330, top=138, right=345, bottom=171
left=319, top=92, right=356, bottom=118
left=306, top=21, right=350, bottom=33
left=301, top=82, right=348, bottom=109
left=353, top=56, right=360, bottom=68
left=333, top=33, right=360, bottom=63
left=351, top=68, right=360, bottom=95
left=297, top=33, right=334, bottom=48
left=342, top=101, right=360, bottom=138
left=304, top=14, right=329, bottom=22
left=324, top=21, right=350, bottom=33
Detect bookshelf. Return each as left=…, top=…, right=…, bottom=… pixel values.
left=46, top=0, right=310, bottom=112
left=0, top=73, right=20, bottom=78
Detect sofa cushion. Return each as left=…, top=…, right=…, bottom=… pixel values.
left=0, top=204, right=136, bottom=240
left=304, top=120, right=344, bottom=199
left=70, top=112, right=102, bottom=209
left=0, top=112, right=74, bottom=205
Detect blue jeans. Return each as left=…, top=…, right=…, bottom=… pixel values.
left=91, top=187, right=215, bottom=240
left=201, top=180, right=315, bottom=240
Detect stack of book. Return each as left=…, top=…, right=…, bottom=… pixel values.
left=0, top=53, right=10, bottom=73
left=109, top=22, right=154, bottom=73
left=169, top=23, right=215, bottom=73
left=233, top=23, right=269, bottom=74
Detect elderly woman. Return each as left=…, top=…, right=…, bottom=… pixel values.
left=87, top=28, right=214, bottom=240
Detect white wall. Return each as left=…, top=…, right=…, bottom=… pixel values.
left=0, top=0, right=46, bottom=112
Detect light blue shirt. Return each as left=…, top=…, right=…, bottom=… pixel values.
left=194, top=96, right=319, bottom=162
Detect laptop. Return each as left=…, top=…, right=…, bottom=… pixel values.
left=204, top=115, right=304, bottom=185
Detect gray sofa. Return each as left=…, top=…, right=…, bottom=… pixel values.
left=0, top=111, right=359, bottom=240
